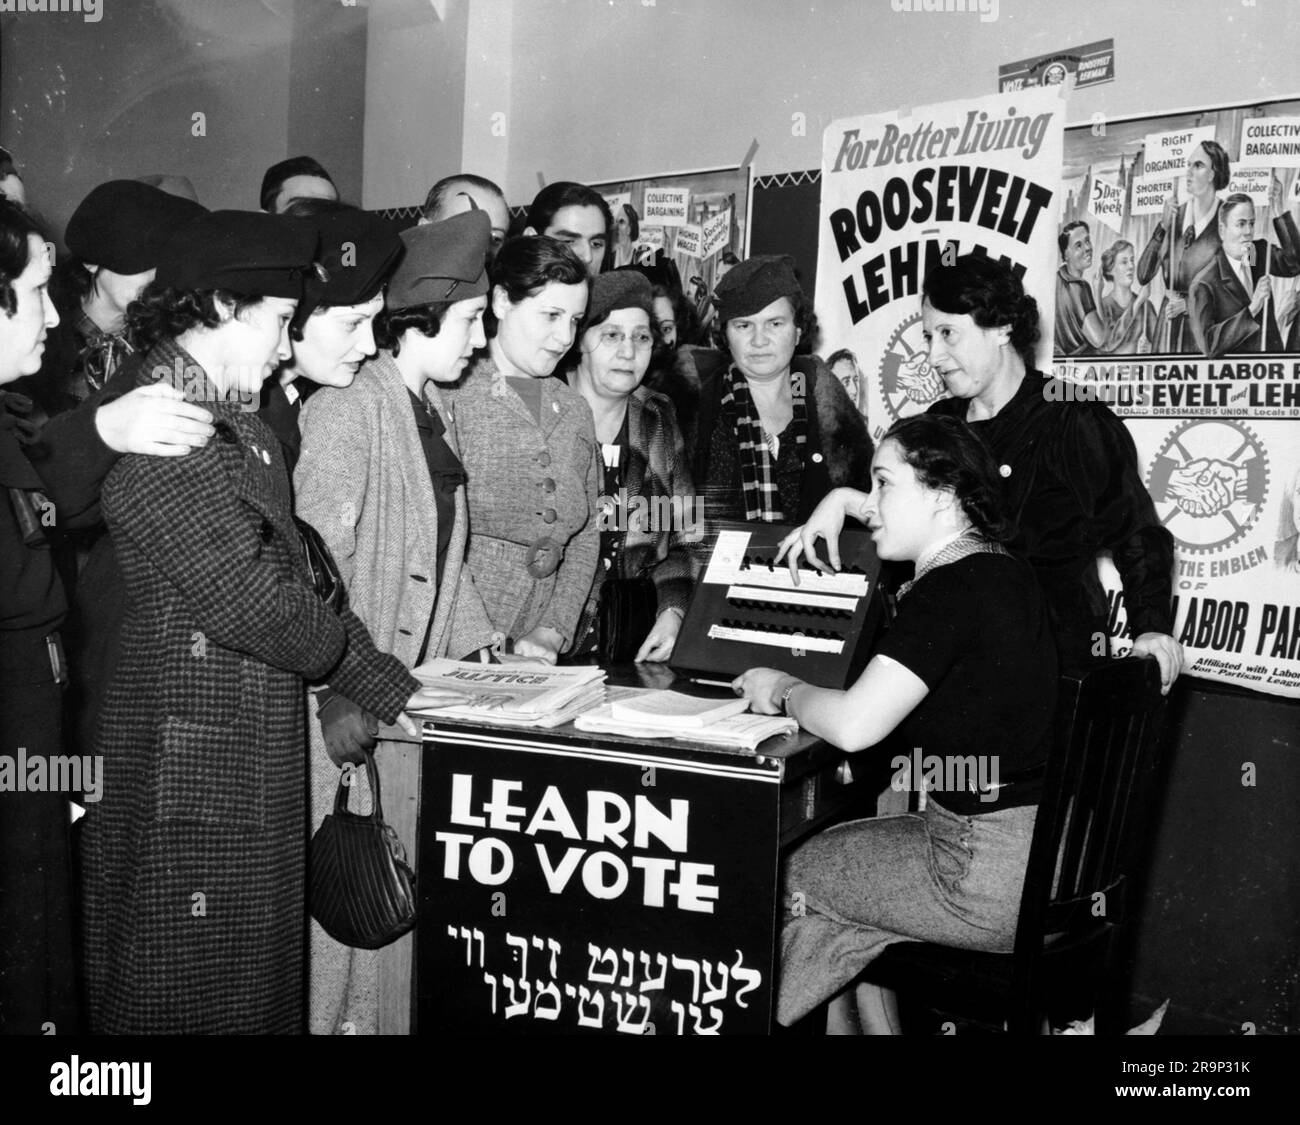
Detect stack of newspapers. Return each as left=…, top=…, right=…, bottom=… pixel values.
left=408, top=659, right=607, bottom=728
left=575, top=688, right=797, bottom=751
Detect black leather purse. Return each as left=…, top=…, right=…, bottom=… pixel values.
left=294, top=515, right=346, bottom=614
left=309, top=752, right=417, bottom=950
left=597, top=575, right=658, bottom=663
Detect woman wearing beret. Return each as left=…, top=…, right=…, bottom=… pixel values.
left=687, top=255, right=873, bottom=538
left=264, top=198, right=403, bottom=472
left=565, top=271, right=698, bottom=662
left=80, top=211, right=451, bottom=1034
left=295, top=210, right=498, bottom=1034
left=444, top=235, right=598, bottom=664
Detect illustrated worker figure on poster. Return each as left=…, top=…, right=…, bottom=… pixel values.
left=1187, top=192, right=1300, bottom=357
left=1055, top=219, right=1108, bottom=354
left=1134, top=139, right=1232, bottom=353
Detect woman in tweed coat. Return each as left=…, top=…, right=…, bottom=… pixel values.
left=443, top=236, right=598, bottom=663
left=295, top=211, right=498, bottom=1034
left=566, top=271, right=699, bottom=661
left=81, top=212, right=445, bottom=1034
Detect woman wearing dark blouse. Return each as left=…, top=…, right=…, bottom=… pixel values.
left=737, top=414, right=1059, bottom=1029
left=295, top=211, right=498, bottom=1034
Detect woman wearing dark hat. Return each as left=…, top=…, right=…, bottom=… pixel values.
left=80, top=211, right=456, bottom=1034
left=26, top=180, right=205, bottom=415
left=264, top=198, right=403, bottom=471
left=688, top=254, right=872, bottom=535
left=565, top=270, right=699, bottom=662
left=445, top=235, right=598, bottom=664
left=296, top=209, right=498, bottom=1035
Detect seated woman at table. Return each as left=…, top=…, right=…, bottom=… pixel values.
left=734, top=413, right=1058, bottom=1032
left=563, top=270, right=698, bottom=662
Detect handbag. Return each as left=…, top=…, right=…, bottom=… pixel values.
left=597, top=575, right=658, bottom=664
left=309, top=752, right=417, bottom=950
left=294, top=515, right=346, bottom=614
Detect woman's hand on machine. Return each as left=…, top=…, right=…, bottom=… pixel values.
left=775, top=487, right=860, bottom=582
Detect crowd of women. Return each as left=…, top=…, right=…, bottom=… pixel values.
left=0, top=159, right=1182, bottom=1035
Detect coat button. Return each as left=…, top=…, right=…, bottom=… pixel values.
left=259, top=519, right=274, bottom=544
left=999, top=464, right=1012, bottom=478
left=542, top=477, right=556, bottom=492
left=811, top=452, right=824, bottom=464
left=542, top=508, right=557, bottom=524
left=538, top=451, right=552, bottom=468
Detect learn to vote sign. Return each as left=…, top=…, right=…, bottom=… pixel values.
left=417, top=726, right=779, bottom=1034
left=814, top=86, right=1065, bottom=442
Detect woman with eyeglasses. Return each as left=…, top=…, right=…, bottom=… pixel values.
left=564, top=272, right=698, bottom=662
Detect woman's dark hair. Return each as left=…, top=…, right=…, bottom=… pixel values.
left=374, top=300, right=456, bottom=355
left=1099, top=239, right=1135, bottom=283
left=491, top=235, right=588, bottom=304
left=49, top=257, right=94, bottom=318
left=125, top=282, right=263, bottom=353
left=651, top=282, right=700, bottom=348
left=0, top=199, right=43, bottom=316
left=882, top=413, right=1014, bottom=542
left=1200, top=139, right=1231, bottom=192
left=921, top=254, right=1040, bottom=367
left=618, top=203, right=640, bottom=242
left=526, top=182, right=613, bottom=242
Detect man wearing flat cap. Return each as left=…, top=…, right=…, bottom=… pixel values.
left=296, top=209, right=499, bottom=1035
left=686, top=254, right=872, bottom=540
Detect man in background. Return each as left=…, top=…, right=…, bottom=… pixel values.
left=420, top=173, right=510, bottom=262
left=260, top=155, right=338, bottom=214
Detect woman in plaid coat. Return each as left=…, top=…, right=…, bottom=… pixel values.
left=565, top=271, right=699, bottom=661
left=81, top=212, right=445, bottom=1034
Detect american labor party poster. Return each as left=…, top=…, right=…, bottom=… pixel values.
left=814, top=87, right=1065, bottom=442
left=1058, top=97, right=1300, bottom=699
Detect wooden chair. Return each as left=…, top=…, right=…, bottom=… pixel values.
left=858, top=656, right=1172, bottom=1035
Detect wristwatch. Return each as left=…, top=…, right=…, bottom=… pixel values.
left=780, top=682, right=799, bottom=716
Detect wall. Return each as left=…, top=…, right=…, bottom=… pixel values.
left=362, top=0, right=471, bottom=211
left=503, top=0, right=1300, bottom=199
left=0, top=0, right=366, bottom=238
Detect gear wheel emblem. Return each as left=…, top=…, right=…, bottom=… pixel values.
left=877, top=311, right=951, bottom=425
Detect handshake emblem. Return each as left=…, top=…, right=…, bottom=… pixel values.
left=1164, top=458, right=1242, bottom=518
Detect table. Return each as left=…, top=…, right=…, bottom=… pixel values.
left=414, top=673, right=868, bottom=1035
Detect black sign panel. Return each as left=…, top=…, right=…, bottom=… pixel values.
left=416, top=727, right=781, bottom=1035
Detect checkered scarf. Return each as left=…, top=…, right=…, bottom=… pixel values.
left=723, top=364, right=807, bottom=522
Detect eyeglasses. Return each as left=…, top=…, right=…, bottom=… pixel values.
left=595, top=327, right=654, bottom=350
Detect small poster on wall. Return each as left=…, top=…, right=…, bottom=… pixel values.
left=591, top=165, right=752, bottom=331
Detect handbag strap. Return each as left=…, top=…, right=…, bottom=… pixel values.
left=333, top=750, right=385, bottom=821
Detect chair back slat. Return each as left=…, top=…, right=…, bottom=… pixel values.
left=1016, top=658, right=1168, bottom=956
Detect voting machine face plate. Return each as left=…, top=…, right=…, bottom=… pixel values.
left=671, top=521, right=884, bottom=690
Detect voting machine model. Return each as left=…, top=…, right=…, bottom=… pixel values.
left=671, top=521, right=884, bottom=690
